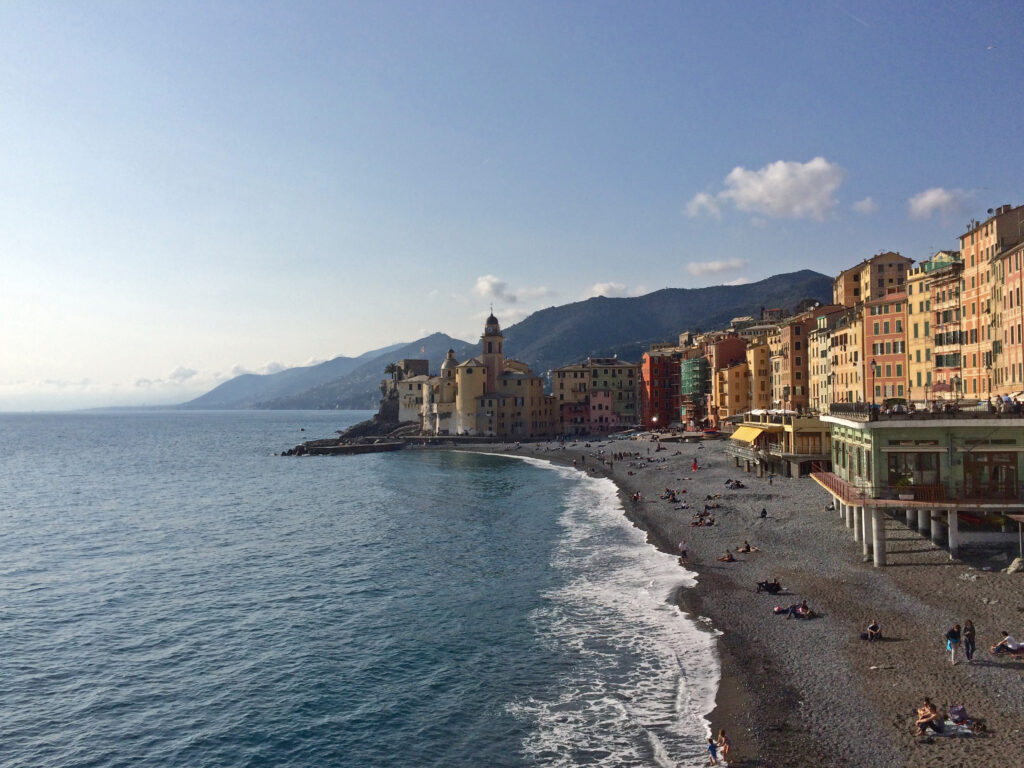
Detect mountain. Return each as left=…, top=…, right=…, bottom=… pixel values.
left=499, top=269, right=833, bottom=373
left=182, top=269, right=833, bottom=410
left=253, top=332, right=471, bottom=410
left=182, top=340, right=420, bottom=410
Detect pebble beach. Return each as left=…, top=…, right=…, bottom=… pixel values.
left=468, top=436, right=1024, bottom=768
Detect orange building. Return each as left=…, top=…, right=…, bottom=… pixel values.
left=994, top=239, right=1024, bottom=394
left=864, top=290, right=908, bottom=403
left=958, top=204, right=1024, bottom=399
left=833, top=252, right=913, bottom=308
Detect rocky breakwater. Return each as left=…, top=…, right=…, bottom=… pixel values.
left=281, top=416, right=414, bottom=456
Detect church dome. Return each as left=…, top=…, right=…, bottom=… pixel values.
left=486, top=313, right=499, bottom=326
left=441, top=349, right=457, bottom=370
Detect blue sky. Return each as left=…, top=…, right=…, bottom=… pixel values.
left=1, top=1, right=1021, bottom=409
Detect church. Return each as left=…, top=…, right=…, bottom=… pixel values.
left=420, top=313, right=556, bottom=437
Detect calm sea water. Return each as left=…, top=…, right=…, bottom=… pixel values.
left=0, top=411, right=718, bottom=768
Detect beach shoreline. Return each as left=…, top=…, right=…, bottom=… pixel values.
left=457, top=436, right=1024, bottom=767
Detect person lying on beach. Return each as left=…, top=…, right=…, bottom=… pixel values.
left=990, top=631, right=1023, bottom=655
left=913, top=698, right=944, bottom=735
left=717, top=551, right=735, bottom=563
left=783, top=600, right=814, bottom=619
left=757, top=578, right=782, bottom=594
left=737, top=541, right=759, bottom=553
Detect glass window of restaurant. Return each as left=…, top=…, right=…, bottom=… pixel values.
left=963, top=452, right=1018, bottom=499
left=887, top=452, right=940, bottom=487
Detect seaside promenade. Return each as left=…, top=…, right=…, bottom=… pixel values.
left=473, top=436, right=1024, bottom=768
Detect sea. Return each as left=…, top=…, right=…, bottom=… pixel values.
left=0, top=410, right=719, bottom=768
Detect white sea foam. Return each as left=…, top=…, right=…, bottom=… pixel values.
left=504, top=456, right=721, bottom=768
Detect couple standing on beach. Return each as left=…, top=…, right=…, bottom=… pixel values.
left=945, top=620, right=976, bottom=664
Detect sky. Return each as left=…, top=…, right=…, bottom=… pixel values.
left=1, top=1, right=1021, bottom=410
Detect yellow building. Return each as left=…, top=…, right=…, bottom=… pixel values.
left=422, top=314, right=556, bottom=437
left=745, top=342, right=772, bottom=411
left=906, top=254, right=951, bottom=401
left=713, top=361, right=750, bottom=422
left=830, top=305, right=865, bottom=403
left=833, top=251, right=913, bottom=307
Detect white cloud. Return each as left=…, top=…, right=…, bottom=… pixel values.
left=168, top=366, right=198, bottom=382
left=724, top=277, right=752, bottom=286
left=588, top=282, right=630, bottom=298
left=908, top=187, right=972, bottom=220
left=685, top=192, right=721, bottom=218
left=473, top=274, right=517, bottom=303
left=688, top=157, right=844, bottom=221
left=687, top=258, right=748, bottom=276
left=852, top=196, right=878, bottom=214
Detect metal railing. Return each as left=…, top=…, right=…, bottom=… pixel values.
left=812, top=471, right=1024, bottom=503
left=828, top=401, right=1022, bottom=421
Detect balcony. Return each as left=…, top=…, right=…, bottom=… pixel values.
left=827, top=401, right=1023, bottom=421
left=812, top=471, right=1024, bottom=505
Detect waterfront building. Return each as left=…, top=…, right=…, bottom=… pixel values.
left=958, top=205, right=1024, bottom=400
left=420, top=314, right=555, bottom=437
left=830, top=305, right=866, bottom=403
left=808, top=311, right=843, bottom=414
left=552, top=357, right=641, bottom=435
left=746, top=341, right=772, bottom=411
left=928, top=252, right=965, bottom=398
left=993, top=239, right=1024, bottom=394
left=906, top=257, right=938, bottom=401
left=815, top=403, right=1024, bottom=563
left=833, top=251, right=913, bottom=308
left=864, top=290, right=908, bottom=404
left=679, top=354, right=710, bottom=427
left=725, top=410, right=832, bottom=478
left=704, top=335, right=747, bottom=426
left=641, top=347, right=684, bottom=428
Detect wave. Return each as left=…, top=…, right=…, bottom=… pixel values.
left=499, top=456, right=720, bottom=768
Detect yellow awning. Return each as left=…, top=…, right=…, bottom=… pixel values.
left=730, top=426, right=765, bottom=444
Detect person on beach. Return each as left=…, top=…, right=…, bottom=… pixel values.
left=692, top=458, right=699, bottom=472
left=678, top=539, right=688, bottom=562
left=945, top=623, right=961, bottom=665
left=737, top=541, right=759, bottom=553
left=914, top=698, right=944, bottom=735
left=963, top=620, right=976, bottom=662
left=760, top=507, right=767, bottom=519
left=718, top=550, right=735, bottom=563
left=866, top=620, right=882, bottom=641
left=990, top=631, right=1022, bottom=654
left=706, top=737, right=719, bottom=765
left=716, top=729, right=731, bottom=763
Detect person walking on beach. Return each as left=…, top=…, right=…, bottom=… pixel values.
left=678, top=539, right=688, bottom=562
left=716, top=729, right=731, bottom=763
left=692, top=458, right=699, bottom=472
left=963, top=619, right=976, bottom=662
left=706, top=737, right=719, bottom=765
left=945, top=623, right=962, bottom=665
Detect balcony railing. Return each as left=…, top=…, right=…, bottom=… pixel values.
left=812, top=471, right=1024, bottom=504
left=827, top=401, right=1023, bottom=421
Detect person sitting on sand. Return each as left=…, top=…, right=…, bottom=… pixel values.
left=717, top=550, right=735, bottom=563
left=866, top=620, right=882, bottom=641
left=990, top=631, right=1022, bottom=655
left=914, top=698, right=944, bottom=735
left=737, top=541, right=760, bottom=553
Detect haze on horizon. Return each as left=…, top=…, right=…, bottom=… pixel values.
left=1, top=1, right=1021, bottom=411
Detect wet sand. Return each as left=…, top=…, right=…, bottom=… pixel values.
left=470, top=436, right=1024, bottom=767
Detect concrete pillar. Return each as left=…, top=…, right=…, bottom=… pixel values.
left=947, top=510, right=960, bottom=558
left=905, top=508, right=916, bottom=530
left=862, top=506, right=873, bottom=557
left=735, top=456, right=740, bottom=467
left=853, top=505, right=862, bottom=541
left=845, top=502, right=854, bottom=529
left=835, top=496, right=843, bottom=519
left=918, top=507, right=929, bottom=533
left=872, top=508, right=887, bottom=566
left=930, top=511, right=943, bottom=545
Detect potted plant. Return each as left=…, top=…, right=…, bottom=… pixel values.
left=894, top=476, right=915, bottom=501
